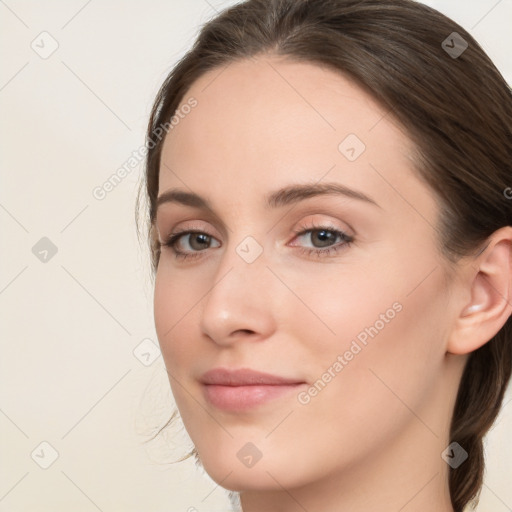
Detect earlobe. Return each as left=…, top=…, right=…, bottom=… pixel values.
left=447, top=229, right=512, bottom=355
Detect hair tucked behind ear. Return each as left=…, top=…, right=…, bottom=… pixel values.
left=449, top=323, right=512, bottom=509
left=140, top=1, right=512, bottom=510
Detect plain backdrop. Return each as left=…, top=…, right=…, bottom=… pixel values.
left=1, top=1, right=511, bottom=511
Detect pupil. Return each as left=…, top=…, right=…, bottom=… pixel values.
left=314, top=229, right=334, bottom=247
left=191, top=233, right=209, bottom=250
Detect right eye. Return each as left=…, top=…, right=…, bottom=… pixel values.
left=161, top=230, right=221, bottom=260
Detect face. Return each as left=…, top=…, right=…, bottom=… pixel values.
left=153, top=56, right=458, bottom=492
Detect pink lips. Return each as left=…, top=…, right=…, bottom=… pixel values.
left=200, top=368, right=306, bottom=410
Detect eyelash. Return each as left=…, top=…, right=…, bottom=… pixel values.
left=161, top=222, right=354, bottom=261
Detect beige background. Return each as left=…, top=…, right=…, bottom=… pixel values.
left=1, top=1, right=511, bottom=511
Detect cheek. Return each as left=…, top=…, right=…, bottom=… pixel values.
left=306, top=264, right=449, bottom=430
left=284, top=251, right=451, bottom=426
left=153, top=263, right=202, bottom=369
left=153, top=266, right=208, bottom=423
left=275, top=259, right=401, bottom=363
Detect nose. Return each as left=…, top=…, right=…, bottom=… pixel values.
left=199, top=239, right=277, bottom=347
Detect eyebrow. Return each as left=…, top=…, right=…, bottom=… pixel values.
left=156, top=182, right=380, bottom=213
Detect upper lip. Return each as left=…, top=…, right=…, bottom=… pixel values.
left=200, top=368, right=305, bottom=386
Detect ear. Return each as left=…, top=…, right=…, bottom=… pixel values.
left=447, top=227, right=512, bottom=355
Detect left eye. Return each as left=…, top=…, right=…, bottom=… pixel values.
left=292, top=227, right=352, bottom=249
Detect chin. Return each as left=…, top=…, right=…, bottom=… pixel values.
left=197, top=446, right=313, bottom=493
left=204, top=467, right=287, bottom=492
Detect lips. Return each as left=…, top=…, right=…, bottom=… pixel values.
left=200, top=368, right=306, bottom=410
left=201, top=368, right=304, bottom=386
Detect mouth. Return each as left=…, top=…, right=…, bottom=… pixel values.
left=200, top=368, right=307, bottom=411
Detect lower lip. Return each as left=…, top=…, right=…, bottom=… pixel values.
left=203, top=383, right=305, bottom=410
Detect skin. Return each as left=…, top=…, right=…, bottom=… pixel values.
left=153, top=55, right=512, bottom=512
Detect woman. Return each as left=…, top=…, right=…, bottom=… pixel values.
left=139, top=1, right=512, bottom=510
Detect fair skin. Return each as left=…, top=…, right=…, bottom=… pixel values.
left=153, top=55, right=512, bottom=512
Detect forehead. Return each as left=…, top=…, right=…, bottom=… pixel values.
left=163, top=55, right=404, bottom=151
left=159, top=55, right=420, bottom=213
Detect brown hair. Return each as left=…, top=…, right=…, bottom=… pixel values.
left=139, top=1, right=512, bottom=510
